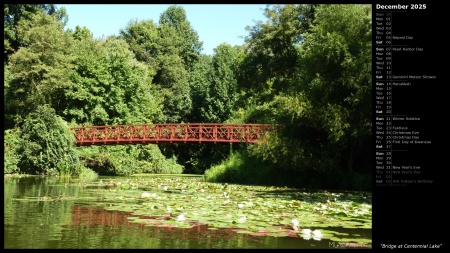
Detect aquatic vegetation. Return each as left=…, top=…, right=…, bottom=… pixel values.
left=141, top=192, right=151, bottom=198
left=69, top=176, right=371, bottom=245
left=176, top=214, right=186, bottom=221
left=292, top=219, right=300, bottom=230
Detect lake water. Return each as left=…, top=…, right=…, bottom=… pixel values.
left=4, top=175, right=372, bottom=249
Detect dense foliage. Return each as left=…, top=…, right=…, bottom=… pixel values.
left=4, top=4, right=371, bottom=190
left=4, top=105, right=82, bottom=176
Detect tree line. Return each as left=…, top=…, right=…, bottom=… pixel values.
left=4, top=4, right=372, bottom=190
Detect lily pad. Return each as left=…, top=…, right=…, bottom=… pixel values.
left=54, top=176, right=371, bottom=246
left=266, top=232, right=290, bottom=237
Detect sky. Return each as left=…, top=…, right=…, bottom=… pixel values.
left=57, top=4, right=268, bottom=56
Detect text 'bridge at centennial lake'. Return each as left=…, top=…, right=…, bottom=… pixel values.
left=70, top=123, right=279, bottom=146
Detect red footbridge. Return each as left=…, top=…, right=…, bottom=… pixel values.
left=70, top=123, right=279, bottom=146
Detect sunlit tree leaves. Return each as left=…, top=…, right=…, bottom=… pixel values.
left=5, top=11, right=76, bottom=128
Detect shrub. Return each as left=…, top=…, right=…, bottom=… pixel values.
left=4, top=129, right=22, bottom=174
left=15, top=105, right=81, bottom=175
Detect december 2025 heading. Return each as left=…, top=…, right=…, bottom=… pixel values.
left=376, top=4, right=426, bottom=10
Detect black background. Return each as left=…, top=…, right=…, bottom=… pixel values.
left=372, top=2, right=445, bottom=250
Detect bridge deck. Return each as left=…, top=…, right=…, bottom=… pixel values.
left=70, top=123, right=277, bottom=146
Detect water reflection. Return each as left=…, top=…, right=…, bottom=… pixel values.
left=4, top=176, right=371, bottom=249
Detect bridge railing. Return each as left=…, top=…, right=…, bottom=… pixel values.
left=70, top=123, right=279, bottom=146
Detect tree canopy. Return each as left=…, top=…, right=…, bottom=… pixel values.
left=4, top=4, right=372, bottom=190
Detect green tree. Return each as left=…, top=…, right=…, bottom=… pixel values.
left=239, top=4, right=317, bottom=98
left=188, top=54, right=213, bottom=122
left=3, top=4, right=68, bottom=63
left=65, top=35, right=163, bottom=125
left=5, top=11, right=76, bottom=129
left=16, top=105, right=80, bottom=175
left=204, top=43, right=242, bottom=122
left=4, top=128, right=22, bottom=174
left=120, top=5, right=203, bottom=123
left=119, top=19, right=159, bottom=71
left=158, top=5, right=203, bottom=70
left=295, top=4, right=372, bottom=172
left=242, top=4, right=372, bottom=180
left=72, top=25, right=93, bottom=41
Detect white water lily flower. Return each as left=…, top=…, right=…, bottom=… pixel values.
left=237, top=203, right=244, bottom=208
left=302, top=229, right=311, bottom=235
left=163, top=186, right=168, bottom=191
left=238, top=215, right=247, bottom=223
left=141, top=192, right=151, bottom=198
left=312, top=229, right=322, bottom=237
left=313, top=235, right=322, bottom=241
left=176, top=214, right=186, bottom=221
left=200, top=189, right=205, bottom=193
left=292, top=219, right=300, bottom=230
